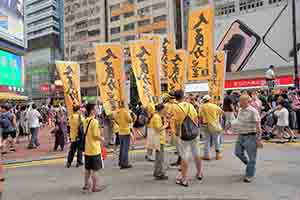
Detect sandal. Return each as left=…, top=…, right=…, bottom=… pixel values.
left=176, top=179, right=189, bottom=187
left=81, top=185, right=91, bottom=193
left=196, top=175, right=203, bottom=181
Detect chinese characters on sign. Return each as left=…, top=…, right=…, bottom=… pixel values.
left=187, top=5, right=214, bottom=81
left=55, top=61, right=81, bottom=116
left=209, top=51, right=226, bottom=104
left=130, top=40, right=161, bottom=106
left=161, top=33, right=175, bottom=80
left=95, top=43, right=126, bottom=114
left=167, top=50, right=187, bottom=92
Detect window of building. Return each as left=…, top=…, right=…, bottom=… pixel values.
left=89, top=18, right=100, bottom=26
left=111, top=38, right=121, bottom=42
left=124, top=23, right=135, bottom=31
left=239, top=0, right=263, bottom=11
left=268, top=0, right=283, bottom=4
left=137, top=6, right=150, bottom=16
left=124, top=11, right=134, bottom=18
left=76, top=20, right=88, bottom=29
left=154, top=29, right=166, bottom=34
left=110, top=27, right=121, bottom=34
left=138, top=19, right=150, bottom=27
left=216, top=2, right=236, bottom=16
left=152, top=2, right=166, bottom=10
left=110, top=3, right=120, bottom=11
left=88, top=29, right=100, bottom=37
left=27, top=6, right=56, bottom=18
left=154, top=15, right=167, bottom=23
left=124, top=35, right=135, bottom=41
left=111, top=15, right=120, bottom=22
left=137, top=0, right=146, bottom=3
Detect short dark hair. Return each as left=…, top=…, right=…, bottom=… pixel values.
left=174, top=90, right=184, bottom=101
left=32, top=104, right=37, bottom=109
left=226, top=90, right=232, bottom=96
left=73, top=105, right=80, bottom=112
left=155, top=103, right=165, bottom=112
left=86, top=103, right=96, bottom=116
left=1, top=104, right=10, bottom=111
left=269, top=65, right=274, bottom=69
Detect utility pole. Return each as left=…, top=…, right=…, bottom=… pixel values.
left=292, top=0, right=299, bottom=89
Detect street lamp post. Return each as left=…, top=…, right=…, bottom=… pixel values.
left=292, top=0, right=299, bottom=89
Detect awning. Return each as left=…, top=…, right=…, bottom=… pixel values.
left=0, top=92, right=28, bottom=101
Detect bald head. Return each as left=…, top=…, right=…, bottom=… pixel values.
left=240, top=94, right=250, bottom=108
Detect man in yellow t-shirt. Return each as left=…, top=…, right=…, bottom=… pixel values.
left=114, top=102, right=133, bottom=169
left=199, top=95, right=224, bottom=160
left=173, top=90, right=203, bottom=187
left=82, top=104, right=105, bottom=193
left=66, top=105, right=84, bottom=168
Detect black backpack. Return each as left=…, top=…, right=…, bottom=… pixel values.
left=178, top=104, right=199, bottom=141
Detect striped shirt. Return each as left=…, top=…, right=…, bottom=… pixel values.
left=234, top=106, right=260, bottom=134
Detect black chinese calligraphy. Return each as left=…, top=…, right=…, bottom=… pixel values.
left=169, top=54, right=182, bottom=91
left=161, top=38, right=170, bottom=78
left=190, top=13, right=209, bottom=78
left=63, top=65, right=78, bottom=104
left=101, top=48, right=119, bottom=110
left=136, top=46, right=154, bottom=103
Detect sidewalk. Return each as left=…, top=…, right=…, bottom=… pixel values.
left=2, top=127, right=239, bottom=165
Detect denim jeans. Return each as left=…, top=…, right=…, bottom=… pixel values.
left=119, top=134, right=130, bottom=167
left=203, top=131, right=221, bottom=157
left=30, top=127, right=39, bottom=147
left=235, top=134, right=257, bottom=178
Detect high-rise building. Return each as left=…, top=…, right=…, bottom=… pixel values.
left=24, top=0, right=64, bottom=99
left=64, top=0, right=107, bottom=97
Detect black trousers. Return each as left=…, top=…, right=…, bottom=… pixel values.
left=67, top=141, right=83, bottom=165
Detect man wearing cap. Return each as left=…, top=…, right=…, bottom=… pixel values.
left=199, top=95, right=224, bottom=160
left=233, top=94, right=263, bottom=183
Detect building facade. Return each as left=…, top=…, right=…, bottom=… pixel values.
left=64, top=0, right=107, bottom=97
left=24, top=0, right=64, bottom=99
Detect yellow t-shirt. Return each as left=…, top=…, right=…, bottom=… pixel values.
left=149, top=113, right=166, bottom=145
left=69, top=113, right=84, bottom=142
left=173, top=102, right=198, bottom=127
left=199, top=103, right=223, bottom=124
left=112, top=120, right=120, bottom=134
left=84, top=117, right=101, bottom=156
left=114, top=108, right=132, bottom=135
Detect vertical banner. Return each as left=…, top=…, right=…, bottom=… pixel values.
left=129, top=40, right=161, bottom=106
left=209, top=51, right=226, bottom=104
left=94, top=43, right=126, bottom=115
left=187, top=5, right=214, bottom=81
left=161, top=33, right=175, bottom=80
left=167, top=49, right=187, bottom=92
left=55, top=61, right=81, bottom=115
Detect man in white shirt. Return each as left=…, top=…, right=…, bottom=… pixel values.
left=27, top=104, right=42, bottom=149
left=265, top=65, right=276, bottom=94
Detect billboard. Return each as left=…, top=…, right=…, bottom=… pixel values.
left=215, top=0, right=300, bottom=72
left=0, top=49, right=24, bottom=91
left=0, top=0, right=24, bottom=47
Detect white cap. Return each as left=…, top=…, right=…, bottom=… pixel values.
left=202, top=95, right=211, bottom=101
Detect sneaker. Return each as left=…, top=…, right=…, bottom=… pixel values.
left=145, top=155, right=154, bottom=162
left=66, top=163, right=71, bottom=168
left=216, top=152, right=223, bottom=160
left=120, top=164, right=133, bottom=170
left=154, top=175, right=168, bottom=180
left=243, top=177, right=254, bottom=183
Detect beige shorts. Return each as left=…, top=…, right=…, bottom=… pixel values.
left=179, top=138, right=201, bottom=161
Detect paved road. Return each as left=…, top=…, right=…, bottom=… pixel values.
left=3, top=143, right=300, bottom=200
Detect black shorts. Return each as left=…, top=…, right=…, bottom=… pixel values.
left=85, top=154, right=103, bottom=171
left=2, top=130, right=17, bottom=140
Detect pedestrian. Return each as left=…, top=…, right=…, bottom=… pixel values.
left=113, top=102, right=133, bottom=169
left=145, top=104, right=156, bottom=162
left=51, top=119, right=65, bottom=151
left=250, top=91, right=263, bottom=113
left=273, top=101, right=295, bottom=143
left=0, top=104, right=17, bottom=153
left=82, top=103, right=105, bottom=193
left=27, top=104, right=42, bottom=149
left=265, top=65, right=276, bottom=95
left=173, top=90, right=203, bottom=187
left=233, top=94, right=263, bottom=183
left=151, top=103, right=169, bottom=180
left=199, top=95, right=224, bottom=160
left=223, top=90, right=235, bottom=134
left=66, top=105, right=84, bottom=168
